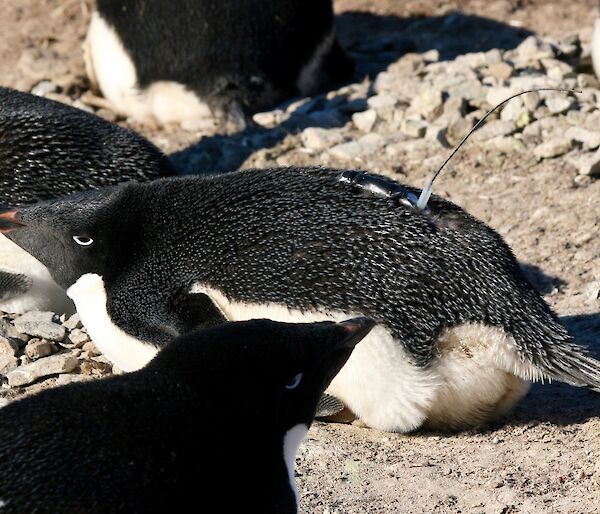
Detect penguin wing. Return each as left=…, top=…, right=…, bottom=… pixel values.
left=0, top=271, right=32, bottom=301
left=171, top=289, right=228, bottom=334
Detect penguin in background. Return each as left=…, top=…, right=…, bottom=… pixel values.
left=0, top=318, right=374, bottom=513
left=592, top=1, right=600, bottom=78
left=0, top=86, right=176, bottom=314
left=84, top=0, right=355, bottom=129
left=2, top=166, right=600, bottom=433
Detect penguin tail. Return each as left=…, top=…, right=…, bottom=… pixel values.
left=510, top=315, right=600, bottom=392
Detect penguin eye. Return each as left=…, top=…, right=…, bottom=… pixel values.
left=285, top=373, right=303, bottom=390
left=73, top=236, right=94, bottom=247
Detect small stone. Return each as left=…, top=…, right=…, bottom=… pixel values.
left=0, top=336, right=19, bottom=356
left=522, top=91, right=541, bottom=112
left=541, top=58, right=575, bottom=81
left=25, top=339, right=57, bottom=360
left=13, top=311, right=66, bottom=341
left=55, top=374, right=92, bottom=386
left=82, top=341, right=101, bottom=356
left=409, top=89, right=443, bottom=121
left=442, top=96, right=466, bottom=121
left=5, top=353, right=78, bottom=387
left=490, top=136, right=526, bottom=153
left=0, top=319, right=27, bottom=341
left=533, top=138, right=574, bottom=159
left=565, top=127, right=600, bottom=150
left=80, top=359, right=112, bottom=376
left=400, top=119, right=427, bottom=138
left=63, top=313, right=82, bottom=331
left=487, top=62, right=513, bottom=80
left=252, top=109, right=286, bottom=128
left=473, top=120, right=515, bottom=141
left=352, top=109, right=377, bottom=132
left=500, top=98, right=524, bottom=122
left=446, top=117, right=474, bottom=146
left=30, top=80, right=55, bottom=96
left=568, top=149, right=600, bottom=176
left=67, top=328, right=90, bottom=347
left=545, top=96, right=573, bottom=115
left=515, top=111, right=532, bottom=129
left=329, top=141, right=378, bottom=160
left=577, top=73, right=600, bottom=89
left=300, top=127, right=345, bottom=150
left=367, top=94, right=398, bottom=112
left=0, top=355, right=18, bottom=374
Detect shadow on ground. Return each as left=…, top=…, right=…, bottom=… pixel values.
left=503, top=311, right=600, bottom=427
left=171, top=12, right=533, bottom=175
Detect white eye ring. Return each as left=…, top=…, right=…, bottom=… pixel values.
left=285, top=373, right=303, bottom=390
left=73, top=236, right=94, bottom=246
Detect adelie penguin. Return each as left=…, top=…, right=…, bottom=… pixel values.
left=84, top=0, right=354, bottom=129
left=0, top=86, right=175, bottom=314
left=3, top=167, right=600, bottom=432
left=0, top=318, right=373, bottom=513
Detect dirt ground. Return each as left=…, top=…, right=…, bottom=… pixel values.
left=0, top=1, right=599, bottom=513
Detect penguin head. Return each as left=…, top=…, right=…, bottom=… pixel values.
left=157, top=317, right=375, bottom=431
left=0, top=185, right=136, bottom=289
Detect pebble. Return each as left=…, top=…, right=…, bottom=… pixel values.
left=569, top=149, right=600, bottom=176
left=352, top=109, right=378, bottom=133
left=545, top=96, right=573, bottom=115
left=565, top=126, right=600, bottom=150
left=63, top=313, right=82, bottom=331
left=5, top=353, right=78, bottom=387
left=0, top=336, right=20, bottom=356
left=25, top=339, right=57, bottom=360
left=300, top=127, right=346, bottom=150
left=400, top=119, right=427, bottom=138
left=533, top=138, right=574, bottom=159
left=13, top=311, right=66, bottom=342
left=487, top=62, right=513, bottom=80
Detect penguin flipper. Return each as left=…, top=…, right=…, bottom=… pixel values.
left=0, top=271, right=32, bottom=302
left=172, top=291, right=228, bottom=334
left=315, top=394, right=357, bottom=423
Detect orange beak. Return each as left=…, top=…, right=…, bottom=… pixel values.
left=0, top=210, right=25, bottom=233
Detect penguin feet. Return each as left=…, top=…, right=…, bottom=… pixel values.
left=315, top=394, right=358, bottom=424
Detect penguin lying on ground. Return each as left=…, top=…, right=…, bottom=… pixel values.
left=84, top=0, right=354, bottom=129
left=0, top=86, right=176, bottom=314
left=2, top=167, right=600, bottom=432
left=0, top=318, right=373, bottom=513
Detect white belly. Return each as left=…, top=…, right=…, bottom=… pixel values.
left=0, top=234, right=73, bottom=315
left=84, top=12, right=213, bottom=125
left=192, top=283, right=532, bottom=432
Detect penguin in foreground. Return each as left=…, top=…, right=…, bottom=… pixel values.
left=3, top=167, right=600, bottom=432
left=0, top=318, right=373, bottom=513
left=0, top=86, right=176, bottom=314
left=84, top=0, right=354, bottom=128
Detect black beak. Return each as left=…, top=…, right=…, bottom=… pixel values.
left=334, top=317, right=376, bottom=349
left=0, top=209, right=25, bottom=233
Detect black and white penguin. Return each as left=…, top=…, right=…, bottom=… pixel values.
left=593, top=2, right=600, bottom=78
left=0, top=86, right=176, bottom=314
left=0, top=318, right=373, bottom=513
left=3, top=167, right=600, bottom=432
left=84, top=0, right=354, bottom=128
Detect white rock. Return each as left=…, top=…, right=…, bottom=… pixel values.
left=565, top=127, right=600, bottom=150
left=352, top=109, right=378, bottom=133
left=300, top=127, right=346, bottom=150
left=400, top=119, right=427, bottom=138
left=545, top=96, right=573, bottom=115
left=5, top=353, right=78, bottom=387
left=568, top=149, right=600, bottom=176
left=367, top=94, right=398, bottom=112
left=533, top=138, right=574, bottom=159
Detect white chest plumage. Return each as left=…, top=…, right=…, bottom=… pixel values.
left=0, top=234, right=73, bottom=314
left=283, top=423, right=309, bottom=509
left=67, top=274, right=159, bottom=372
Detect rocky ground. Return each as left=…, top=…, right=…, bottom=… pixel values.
left=1, top=0, right=599, bottom=513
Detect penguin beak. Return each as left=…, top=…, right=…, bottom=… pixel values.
left=0, top=209, right=25, bottom=233
left=334, top=317, right=376, bottom=349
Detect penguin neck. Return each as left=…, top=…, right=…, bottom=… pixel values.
left=283, top=423, right=308, bottom=508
